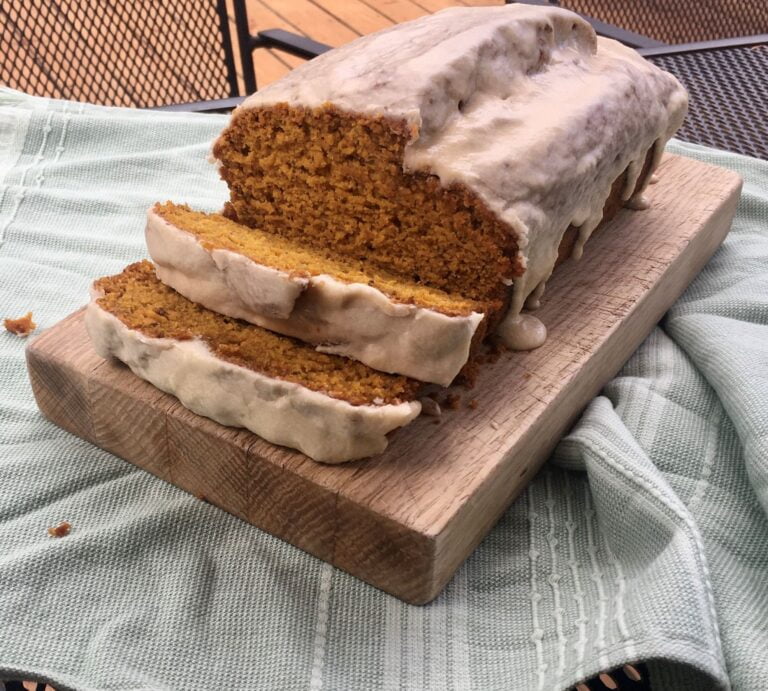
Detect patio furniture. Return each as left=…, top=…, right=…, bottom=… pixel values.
left=642, top=39, right=768, bottom=160
left=0, top=0, right=330, bottom=110
left=540, top=0, right=768, bottom=44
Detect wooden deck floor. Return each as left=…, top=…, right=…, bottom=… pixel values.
left=244, top=0, right=503, bottom=88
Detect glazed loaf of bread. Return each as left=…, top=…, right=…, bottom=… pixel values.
left=207, top=4, right=687, bottom=357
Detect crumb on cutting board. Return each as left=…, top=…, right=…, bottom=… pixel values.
left=4, top=311, right=37, bottom=337
left=444, top=393, right=461, bottom=410
left=467, top=398, right=478, bottom=410
left=47, top=521, right=71, bottom=538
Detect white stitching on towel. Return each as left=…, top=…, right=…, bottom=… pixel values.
left=383, top=591, right=402, bottom=691
left=527, top=483, right=547, bottom=691
left=602, top=530, right=636, bottom=660
left=428, top=584, right=448, bottom=690
left=545, top=471, right=567, bottom=683
left=405, top=592, right=425, bottom=689
left=690, top=404, right=723, bottom=511
left=309, top=562, right=334, bottom=691
left=578, top=434, right=728, bottom=680
left=0, top=106, right=32, bottom=187
left=54, top=103, right=81, bottom=163
left=564, top=473, right=588, bottom=681
left=450, top=563, right=471, bottom=691
left=584, top=486, right=610, bottom=672
left=34, top=102, right=69, bottom=187
left=0, top=110, right=54, bottom=248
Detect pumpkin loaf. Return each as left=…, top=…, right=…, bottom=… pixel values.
left=85, top=261, right=421, bottom=463
left=212, top=4, right=687, bottom=348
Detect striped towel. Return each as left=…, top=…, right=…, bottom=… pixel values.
left=1, top=89, right=767, bottom=691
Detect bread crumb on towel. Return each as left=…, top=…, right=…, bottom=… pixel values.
left=4, top=311, right=36, bottom=337
left=47, top=521, right=71, bottom=538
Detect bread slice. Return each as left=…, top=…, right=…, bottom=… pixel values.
left=85, top=261, right=421, bottom=463
left=146, top=202, right=486, bottom=386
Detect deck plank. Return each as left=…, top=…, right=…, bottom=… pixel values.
left=258, top=0, right=361, bottom=45
left=357, top=0, right=429, bottom=24
left=309, top=0, right=394, bottom=35
left=245, top=0, right=503, bottom=87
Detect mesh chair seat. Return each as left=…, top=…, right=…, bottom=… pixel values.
left=552, top=0, right=768, bottom=44
left=0, top=0, right=330, bottom=108
left=1, top=0, right=237, bottom=107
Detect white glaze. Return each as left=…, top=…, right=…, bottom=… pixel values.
left=419, top=397, right=441, bottom=417
left=497, top=312, right=548, bottom=351
left=524, top=281, right=546, bottom=311
left=625, top=194, right=651, bottom=210
left=84, top=296, right=421, bottom=463
left=226, top=4, right=687, bottom=332
left=146, top=209, right=483, bottom=386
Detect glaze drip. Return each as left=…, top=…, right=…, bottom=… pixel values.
left=625, top=194, right=651, bottom=210
left=498, top=312, right=548, bottom=351
left=524, top=281, right=547, bottom=311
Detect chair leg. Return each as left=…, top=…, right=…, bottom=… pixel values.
left=229, top=0, right=331, bottom=96
left=254, top=29, right=331, bottom=60
left=231, top=0, right=258, bottom=94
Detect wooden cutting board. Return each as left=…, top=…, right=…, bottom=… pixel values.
left=26, top=154, right=742, bottom=604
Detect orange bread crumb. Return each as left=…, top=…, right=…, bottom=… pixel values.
left=444, top=393, right=462, bottom=410
left=47, top=521, right=71, bottom=538
left=4, top=312, right=36, bottom=337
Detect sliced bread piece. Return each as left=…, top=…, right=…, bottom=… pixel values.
left=85, top=261, right=421, bottom=463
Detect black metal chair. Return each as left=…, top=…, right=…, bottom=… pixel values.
left=0, top=0, right=330, bottom=111
left=528, top=0, right=768, bottom=44
left=642, top=38, right=768, bottom=160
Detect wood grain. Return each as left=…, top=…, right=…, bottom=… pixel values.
left=26, top=154, right=742, bottom=603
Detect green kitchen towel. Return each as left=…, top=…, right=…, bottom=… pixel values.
left=1, top=88, right=766, bottom=691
